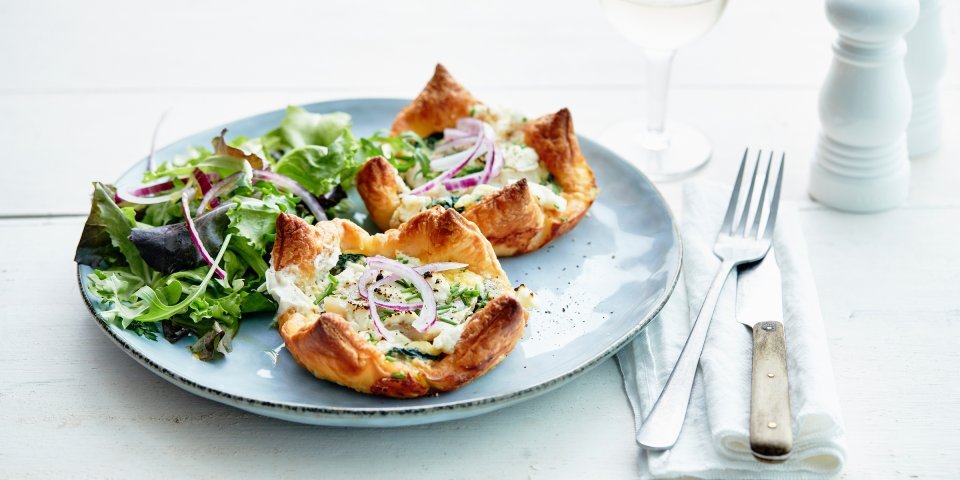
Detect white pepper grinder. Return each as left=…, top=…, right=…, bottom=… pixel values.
left=809, top=0, right=919, bottom=213
left=904, top=0, right=948, bottom=158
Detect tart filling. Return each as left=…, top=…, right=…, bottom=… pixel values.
left=267, top=251, right=535, bottom=358
left=389, top=105, right=567, bottom=227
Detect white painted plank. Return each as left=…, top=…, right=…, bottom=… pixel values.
left=800, top=208, right=960, bottom=480
left=4, top=0, right=957, bottom=92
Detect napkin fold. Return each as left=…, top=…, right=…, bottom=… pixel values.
left=617, top=181, right=847, bottom=479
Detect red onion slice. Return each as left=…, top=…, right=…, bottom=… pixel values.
left=365, top=257, right=437, bottom=333
left=441, top=174, right=482, bottom=192
left=115, top=188, right=180, bottom=205
left=192, top=169, right=219, bottom=210
left=456, top=117, right=486, bottom=135
left=116, top=175, right=195, bottom=204
left=196, top=172, right=242, bottom=215
left=181, top=188, right=227, bottom=280
left=357, top=261, right=469, bottom=311
left=367, top=284, right=396, bottom=343
left=481, top=143, right=503, bottom=184
left=442, top=128, right=471, bottom=140
left=407, top=137, right=489, bottom=196
left=430, top=141, right=480, bottom=170
left=252, top=170, right=327, bottom=222
left=433, top=135, right=478, bottom=155
left=442, top=144, right=501, bottom=191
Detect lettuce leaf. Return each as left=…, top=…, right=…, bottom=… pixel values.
left=275, top=144, right=357, bottom=197
left=266, top=106, right=360, bottom=197
left=76, top=183, right=151, bottom=280
left=226, top=190, right=298, bottom=255
left=262, top=106, right=353, bottom=154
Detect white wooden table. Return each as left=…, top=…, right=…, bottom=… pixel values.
left=2, top=1, right=958, bottom=478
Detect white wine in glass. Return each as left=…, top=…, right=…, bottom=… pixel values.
left=600, top=0, right=728, bottom=181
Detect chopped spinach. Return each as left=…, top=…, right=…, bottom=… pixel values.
left=330, top=253, right=365, bottom=275
left=426, top=195, right=464, bottom=213
left=423, top=132, right=444, bottom=149
left=387, top=347, right=441, bottom=361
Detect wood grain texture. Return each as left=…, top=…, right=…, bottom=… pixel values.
left=749, top=321, right=793, bottom=461
left=2, top=0, right=960, bottom=478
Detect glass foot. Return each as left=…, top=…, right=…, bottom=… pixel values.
left=600, top=121, right=712, bottom=182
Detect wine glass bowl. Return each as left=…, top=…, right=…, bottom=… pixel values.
left=599, top=0, right=728, bottom=181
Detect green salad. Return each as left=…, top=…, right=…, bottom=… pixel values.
left=75, top=106, right=361, bottom=360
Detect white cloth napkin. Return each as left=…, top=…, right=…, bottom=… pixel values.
left=617, top=181, right=847, bottom=479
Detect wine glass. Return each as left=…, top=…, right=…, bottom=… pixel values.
left=599, top=0, right=728, bottom=181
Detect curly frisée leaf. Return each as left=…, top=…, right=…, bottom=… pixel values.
left=225, top=192, right=298, bottom=255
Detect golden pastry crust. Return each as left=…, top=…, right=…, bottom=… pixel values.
left=390, top=64, right=479, bottom=138
left=270, top=208, right=527, bottom=398
left=357, top=64, right=598, bottom=256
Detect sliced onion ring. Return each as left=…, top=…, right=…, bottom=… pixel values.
left=253, top=170, right=327, bottom=222
left=430, top=141, right=480, bottom=171
left=407, top=136, right=489, bottom=196
left=433, top=135, right=478, bottom=155
left=197, top=172, right=242, bottom=215
left=114, top=176, right=192, bottom=204
left=181, top=188, right=227, bottom=280
left=443, top=143, right=502, bottom=191
left=192, top=168, right=217, bottom=207
left=357, top=261, right=469, bottom=311
left=456, top=117, right=486, bottom=135
left=443, top=127, right=471, bottom=139
left=368, top=284, right=396, bottom=343
left=364, top=256, right=437, bottom=333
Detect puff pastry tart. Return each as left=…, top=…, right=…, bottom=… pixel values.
left=356, top=64, right=598, bottom=257
left=265, top=207, right=535, bottom=398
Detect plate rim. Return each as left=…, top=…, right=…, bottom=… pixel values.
left=76, top=97, right=683, bottom=424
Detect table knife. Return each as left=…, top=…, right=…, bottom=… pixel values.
left=737, top=249, right=792, bottom=462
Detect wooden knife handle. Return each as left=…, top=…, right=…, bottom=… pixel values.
left=750, top=321, right=793, bottom=462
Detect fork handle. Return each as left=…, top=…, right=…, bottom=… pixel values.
left=750, top=321, right=793, bottom=462
left=637, top=260, right=735, bottom=450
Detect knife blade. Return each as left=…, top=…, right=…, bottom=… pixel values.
left=737, top=249, right=792, bottom=462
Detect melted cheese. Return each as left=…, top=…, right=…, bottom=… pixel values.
left=265, top=267, right=315, bottom=315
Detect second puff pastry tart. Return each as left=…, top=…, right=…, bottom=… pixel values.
left=265, top=207, right=535, bottom=398
left=356, top=64, right=599, bottom=257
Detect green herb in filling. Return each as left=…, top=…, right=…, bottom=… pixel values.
left=426, top=196, right=464, bottom=213
left=546, top=174, right=563, bottom=194
left=314, top=274, right=339, bottom=305
left=387, top=347, right=441, bottom=361
left=331, top=253, right=365, bottom=275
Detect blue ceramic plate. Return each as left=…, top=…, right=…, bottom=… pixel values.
left=77, top=98, right=681, bottom=427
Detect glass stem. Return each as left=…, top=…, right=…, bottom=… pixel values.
left=643, top=49, right=677, bottom=151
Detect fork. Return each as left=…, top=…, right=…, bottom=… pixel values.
left=637, top=149, right=785, bottom=450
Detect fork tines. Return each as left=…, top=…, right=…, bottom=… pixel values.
left=721, top=149, right=785, bottom=241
